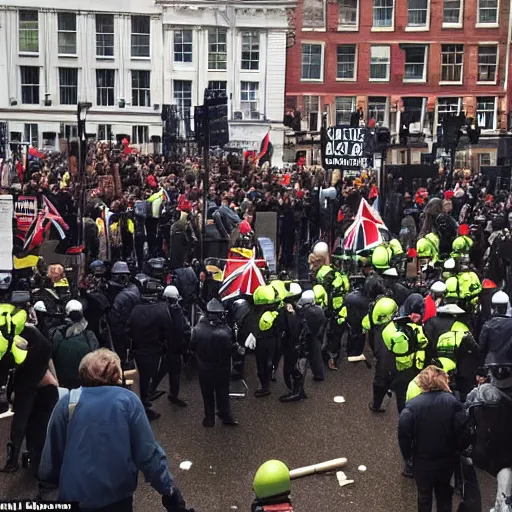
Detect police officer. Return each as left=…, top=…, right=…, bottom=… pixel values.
left=109, top=261, right=141, bottom=369
left=192, top=299, right=237, bottom=427
left=479, top=291, right=512, bottom=366
left=253, top=285, right=281, bottom=398
left=230, top=298, right=257, bottom=381
left=424, top=303, right=479, bottom=400
left=444, top=257, right=482, bottom=315
left=0, top=291, right=58, bottom=474
left=363, top=297, right=399, bottom=412
left=297, top=289, right=326, bottom=382
left=252, top=460, right=292, bottom=512
left=129, top=278, right=171, bottom=421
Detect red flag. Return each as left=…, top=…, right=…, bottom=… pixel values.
left=255, top=132, right=270, bottom=162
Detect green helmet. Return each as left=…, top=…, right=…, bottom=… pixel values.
left=372, top=245, right=391, bottom=269
left=253, top=460, right=291, bottom=500
left=373, top=297, right=398, bottom=325
left=253, top=285, right=279, bottom=306
left=416, top=238, right=433, bottom=258
left=452, top=236, right=467, bottom=253
left=270, top=280, right=287, bottom=301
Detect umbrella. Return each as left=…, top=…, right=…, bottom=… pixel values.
left=23, top=197, right=69, bottom=252
left=343, top=199, right=390, bottom=253
left=218, top=248, right=267, bottom=301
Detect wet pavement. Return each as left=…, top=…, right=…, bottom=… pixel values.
left=0, top=355, right=497, bottom=511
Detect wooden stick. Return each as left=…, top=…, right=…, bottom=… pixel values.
left=289, top=458, right=348, bottom=479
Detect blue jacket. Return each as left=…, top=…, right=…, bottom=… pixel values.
left=39, top=386, right=173, bottom=510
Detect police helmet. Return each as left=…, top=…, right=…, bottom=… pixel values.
left=382, top=268, right=398, bottom=278
left=297, top=290, right=315, bottom=308
left=33, top=301, right=47, bottom=313
left=206, top=298, right=225, bottom=314
left=163, top=285, right=180, bottom=300
left=89, top=260, right=106, bottom=276
left=285, top=282, right=302, bottom=300
left=444, top=258, right=456, bottom=271
left=145, top=257, right=166, bottom=278
left=65, top=299, right=83, bottom=315
left=492, top=290, right=510, bottom=306
left=430, top=281, right=446, bottom=294
left=372, top=245, right=390, bottom=269
left=253, top=285, right=279, bottom=306
left=0, top=273, right=12, bottom=291
left=232, top=299, right=251, bottom=325
left=111, top=261, right=131, bottom=275
left=452, top=237, right=467, bottom=253
left=437, top=304, right=465, bottom=315
left=253, top=460, right=291, bottom=500
left=374, top=297, right=398, bottom=323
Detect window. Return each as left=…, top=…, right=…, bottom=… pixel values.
left=174, top=30, right=192, bottom=63
left=173, top=80, right=192, bottom=114
left=57, top=13, right=77, bottom=55
left=338, top=0, right=358, bottom=28
left=301, top=44, right=323, bottom=80
left=476, top=97, right=496, bottom=129
left=19, top=10, right=38, bottom=53
left=241, top=31, right=259, bottom=71
left=96, top=14, right=114, bottom=57
left=368, top=97, right=388, bottom=125
left=407, top=0, right=428, bottom=27
left=441, top=44, right=463, bottom=83
left=337, top=45, right=356, bottom=80
left=24, top=124, right=38, bottom=147
left=132, top=70, right=151, bottom=107
left=208, top=29, right=227, bottom=70
left=443, top=0, right=461, bottom=24
left=240, top=82, right=259, bottom=117
left=437, top=97, right=461, bottom=125
left=59, top=68, right=78, bottom=105
left=478, top=0, right=498, bottom=24
left=302, top=0, right=326, bottom=29
left=478, top=46, right=498, bottom=82
left=403, top=45, right=427, bottom=81
left=131, top=16, right=150, bottom=58
left=370, top=46, right=390, bottom=81
left=96, top=69, right=115, bottom=106
left=402, top=97, right=425, bottom=132
left=63, top=125, right=78, bottom=139
left=20, top=66, right=40, bottom=104
left=479, top=153, right=491, bottom=167
left=98, top=124, right=112, bottom=141
left=335, top=96, right=355, bottom=124
left=132, top=126, right=149, bottom=144
left=303, top=96, right=320, bottom=130
left=208, top=81, right=227, bottom=95
left=373, top=0, right=394, bottom=28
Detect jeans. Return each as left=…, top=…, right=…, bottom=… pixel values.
left=414, top=466, right=454, bottom=512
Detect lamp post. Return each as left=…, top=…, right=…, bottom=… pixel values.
left=77, top=101, right=92, bottom=247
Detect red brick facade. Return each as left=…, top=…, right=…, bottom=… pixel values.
left=286, top=0, right=511, bottom=133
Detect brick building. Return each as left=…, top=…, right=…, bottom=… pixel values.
left=285, top=0, right=512, bottom=168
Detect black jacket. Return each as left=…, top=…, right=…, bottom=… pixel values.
left=192, top=317, right=232, bottom=373
left=110, top=284, right=141, bottom=339
left=398, top=391, right=466, bottom=470
left=479, top=316, right=512, bottom=366
left=130, top=300, right=173, bottom=355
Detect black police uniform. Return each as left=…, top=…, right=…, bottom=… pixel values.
left=192, top=300, right=236, bottom=427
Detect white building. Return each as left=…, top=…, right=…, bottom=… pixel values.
left=0, top=0, right=294, bottom=165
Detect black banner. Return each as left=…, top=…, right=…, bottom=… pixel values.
left=322, top=126, right=366, bottom=170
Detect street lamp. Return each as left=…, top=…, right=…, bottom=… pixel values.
left=76, top=102, right=92, bottom=247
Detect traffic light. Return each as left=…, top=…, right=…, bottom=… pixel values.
left=442, top=113, right=465, bottom=151
left=376, top=126, right=391, bottom=152
left=466, top=117, right=481, bottom=145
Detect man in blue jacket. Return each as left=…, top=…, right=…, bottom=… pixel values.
left=39, top=348, right=192, bottom=512
left=398, top=365, right=467, bottom=512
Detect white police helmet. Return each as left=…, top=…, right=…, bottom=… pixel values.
left=163, top=285, right=180, bottom=300
left=492, top=290, right=510, bottom=306
left=33, top=301, right=47, bottom=313
left=313, top=241, right=329, bottom=260
left=297, top=290, right=315, bottom=308
left=65, top=299, right=83, bottom=315
left=430, top=281, right=447, bottom=294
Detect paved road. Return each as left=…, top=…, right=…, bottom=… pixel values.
left=0, top=356, right=497, bottom=511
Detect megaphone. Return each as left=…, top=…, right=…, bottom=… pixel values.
left=319, top=187, right=337, bottom=208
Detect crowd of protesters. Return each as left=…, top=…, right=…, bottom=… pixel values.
left=1, top=138, right=512, bottom=512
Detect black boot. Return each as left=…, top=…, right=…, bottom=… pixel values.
left=254, top=388, right=271, bottom=398
left=280, top=377, right=305, bottom=403
left=402, top=459, right=413, bottom=478
left=369, top=385, right=388, bottom=412
left=0, top=442, right=19, bottom=473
